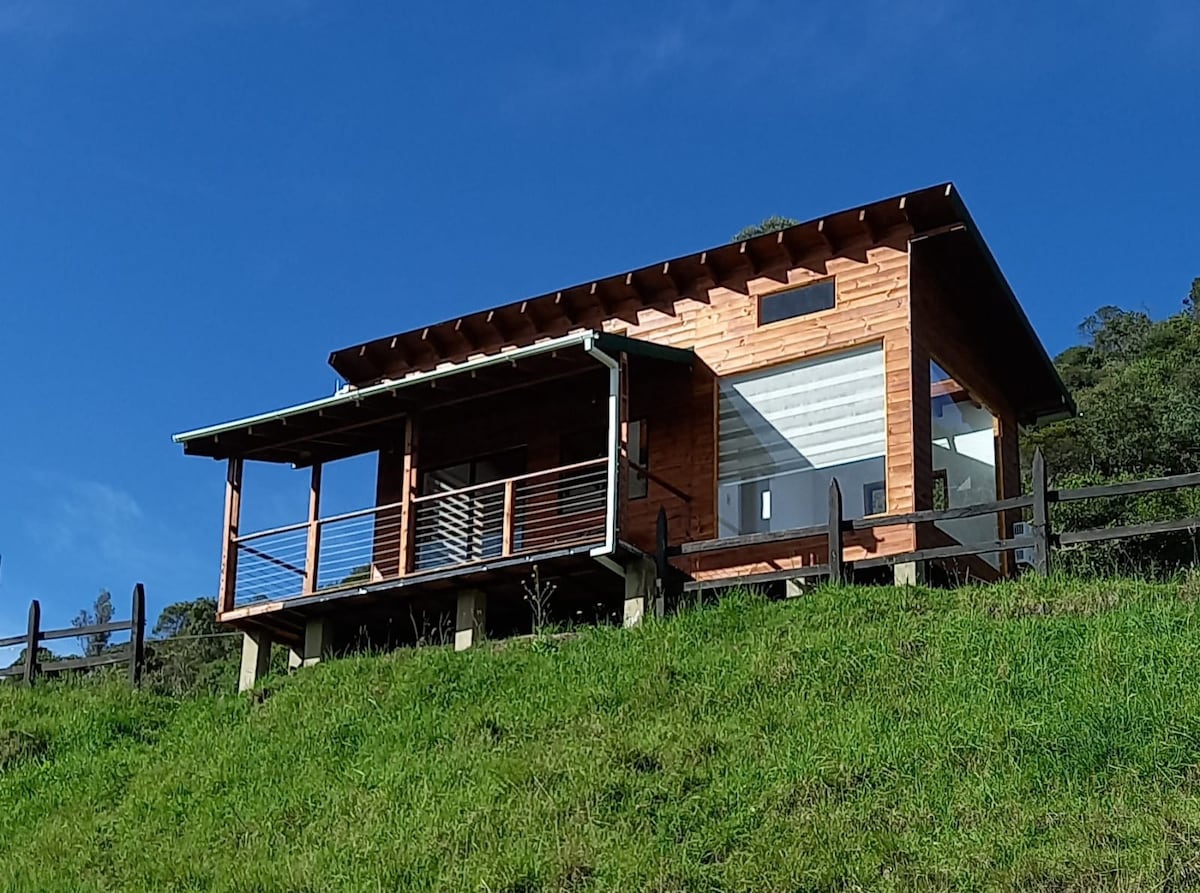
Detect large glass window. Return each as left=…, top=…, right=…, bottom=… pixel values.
left=718, top=343, right=887, bottom=537
left=930, top=361, right=999, bottom=566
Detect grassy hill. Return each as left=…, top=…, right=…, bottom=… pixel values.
left=4, top=577, right=1200, bottom=891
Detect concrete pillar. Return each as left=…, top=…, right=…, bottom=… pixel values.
left=455, top=589, right=486, bottom=651
left=238, top=630, right=273, bottom=693
left=287, top=647, right=303, bottom=671
left=623, top=556, right=657, bottom=628
left=301, top=616, right=334, bottom=667
left=894, top=561, right=927, bottom=587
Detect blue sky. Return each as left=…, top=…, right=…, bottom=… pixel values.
left=0, top=0, right=1197, bottom=649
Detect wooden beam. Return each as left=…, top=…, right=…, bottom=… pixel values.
left=554, top=291, right=582, bottom=325
left=397, top=416, right=419, bottom=575
left=816, top=218, right=837, bottom=255
left=698, top=250, right=726, bottom=286
left=302, top=463, right=322, bottom=595
left=218, top=458, right=243, bottom=615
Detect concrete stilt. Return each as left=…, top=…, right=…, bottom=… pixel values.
left=623, top=556, right=657, bottom=628
left=455, top=589, right=487, bottom=651
left=287, top=647, right=303, bottom=671
left=301, top=616, right=334, bottom=667
left=238, top=630, right=273, bottom=693
left=893, top=561, right=927, bottom=587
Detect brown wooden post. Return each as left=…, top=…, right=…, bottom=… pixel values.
left=23, top=599, right=40, bottom=686
left=397, top=416, right=419, bottom=575
left=828, top=478, right=845, bottom=584
left=303, top=463, right=323, bottom=595
left=501, top=479, right=516, bottom=556
left=1031, top=448, right=1050, bottom=577
left=617, top=352, right=630, bottom=537
left=218, top=457, right=244, bottom=615
left=128, top=583, right=146, bottom=688
left=655, top=506, right=669, bottom=596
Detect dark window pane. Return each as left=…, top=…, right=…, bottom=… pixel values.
left=759, top=279, right=835, bottom=325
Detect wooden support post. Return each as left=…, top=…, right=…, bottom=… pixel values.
left=617, top=352, right=630, bottom=537
left=23, top=600, right=40, bottom=686
left=128, top=583, right=146, bottom=688
left=397, top=416, right=419, bottom=576
left=303, top=463, right=323, bottom=595
left=218, top=458, right=244, bottom=615
left=501, top=479, right=516, bottom=556
left=828, top=478, right=844, bottom=584
left=1031, top=448, right=1050, bottom=577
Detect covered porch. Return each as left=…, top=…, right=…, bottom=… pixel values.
left=174, top=331, right=696, bottom=649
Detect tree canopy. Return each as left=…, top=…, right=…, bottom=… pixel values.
left=731, top=216, right=799, bottom=242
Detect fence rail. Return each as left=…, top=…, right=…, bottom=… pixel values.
left=662, top=450, right=1200, bottom=592
left=0, top=584, right=146, bottom=687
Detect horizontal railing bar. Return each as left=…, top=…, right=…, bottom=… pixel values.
left=1057, top=517, right=1200, bottom=546
left=853, top=535, right=1033, bottom=569
left=318, top=499, right=406, bottom=527
left=412, top=459, right=607, bottom=504
left=675, top=524, right=828, bottom=556
left=850, top=495, right=1035, bottom=530
left=233, top=521, right=311, bottom=543
left=44, top=651, right=131, bottom=673
left=1052, top=473, right=1200, bottom=503
left=684, top=564, right=831, bottom=591
left=40, top=620, right=133, bottom=643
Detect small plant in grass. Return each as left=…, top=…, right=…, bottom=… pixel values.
left=522, top=564, right=556, bottom=635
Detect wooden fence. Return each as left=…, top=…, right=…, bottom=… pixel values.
left=0, top=584, right=146, bottom=687
left=659, top=449, right=1200, bottom=592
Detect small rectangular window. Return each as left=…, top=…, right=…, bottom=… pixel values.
left=627, top=419, right=649, bottom=500
left=759, top=279, right=835, bottom=325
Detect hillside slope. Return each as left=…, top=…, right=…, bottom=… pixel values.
left=4, top=579, right=1200, bottom=891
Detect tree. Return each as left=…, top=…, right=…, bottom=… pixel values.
left=1026, top=278, right=1200, bottom=573
left=732, top=216, right=799, bottom=242
left=72, top=589, right=113, bottom=657
left=145, top=596, right=240, bottom=696
left=1185, top=277, right=1200, bottom=318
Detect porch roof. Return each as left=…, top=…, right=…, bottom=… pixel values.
left=172, top=331, right=691, bottom=466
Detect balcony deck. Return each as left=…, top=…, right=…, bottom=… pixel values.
left=228, top=459, right=611, bottom=610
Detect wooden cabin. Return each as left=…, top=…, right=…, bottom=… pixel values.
left=174, top=182, right=1073, bottom=689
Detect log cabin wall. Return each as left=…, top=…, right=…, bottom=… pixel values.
left=909, top=238, right=1022, bottom=560
left=607, top=233, right=921, bottom=575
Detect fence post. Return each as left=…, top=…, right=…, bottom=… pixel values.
left=655, top=506, right=669, bottom=595
left=23, top=599, right=40, bottom=686
left=128, top=583, right=146, bottom=688
left=1031, top=448, right=1051, bottom=577
left=828, top=478, right=845, bottom=584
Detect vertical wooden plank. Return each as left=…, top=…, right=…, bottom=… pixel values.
left=828, top=478, right=844, bottom=584
left=128, top=583, right=146, bottom=688
left=1031, top=449, right=1050, bottom=577
left=617, top=353, right=630, bottom=537
left=218, top=458, right=243, bottom=615
left=501, top=479, right=516, bottom=556
left=993, top=412, right=1022, bottom=577
left=655, top=506, right=669, bottom=596
left=23, top=600, right=40, bottom=686
left=303, top=463, right=323, bottom=595
left=398, top=416, right=419, bottom=575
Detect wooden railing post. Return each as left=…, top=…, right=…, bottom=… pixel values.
left=501, top=479, right=516, bottom=556
left=303, top=463, right=323, bottom=595
left=397, top=416, right=419, bottom=577
left=128, top=583, right=146, bottom=688
left=1031, top=448, right=1050, bottom=577
left=218, top=457, right=243, bottom=615
left=23, top=599, right=40, bottom=686
left=828, top=478, right=845, bottom=584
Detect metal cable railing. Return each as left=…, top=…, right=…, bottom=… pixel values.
left=230, top=459, right=611, bottom=607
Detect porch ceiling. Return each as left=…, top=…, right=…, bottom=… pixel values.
left=173, top=331, right=692, bottom=466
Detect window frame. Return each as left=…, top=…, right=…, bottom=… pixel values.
left=756, top=277, right=837, bottom=327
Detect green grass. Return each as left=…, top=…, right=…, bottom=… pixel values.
left=5, top=577, right=1200, bottom=891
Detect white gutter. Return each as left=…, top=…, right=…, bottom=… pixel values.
left=583, top=331, right=620, bottom=560
left=172, top=331, right=594, bottom=446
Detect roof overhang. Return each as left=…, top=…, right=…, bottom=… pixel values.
left=172, top=332, right=692, bottom=466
